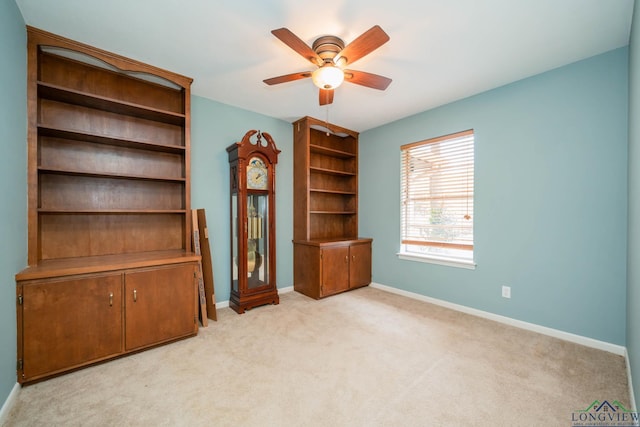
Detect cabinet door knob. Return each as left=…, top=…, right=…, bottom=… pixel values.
left=109, top=292, right=113, bottom=307
left=345, top=256, right=348, bottom=263
left=133, top=289, right=137, bottom=302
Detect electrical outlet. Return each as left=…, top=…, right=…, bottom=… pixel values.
left=502, top=286, right=511, bottom=299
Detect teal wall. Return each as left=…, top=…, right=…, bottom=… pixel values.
left=190, top=96, right=293, bottom=304
left=360, top=48, right=629, bottom=345
left=0, top=0, right=26, bottom=406
left=628, top=0, right=640, bottom=406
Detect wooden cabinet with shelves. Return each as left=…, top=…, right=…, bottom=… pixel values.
left=292, top=116, right=372, bottom=298
left=16, top=27, right=198, bottom=383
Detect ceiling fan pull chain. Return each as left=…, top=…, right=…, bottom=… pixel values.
left=325, top=106, right=331, bottom=136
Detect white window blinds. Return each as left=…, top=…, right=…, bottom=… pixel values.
left=400, top=130, right=474, bottom=252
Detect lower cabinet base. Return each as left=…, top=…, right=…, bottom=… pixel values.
left=230, top=289, right=279, bottom=314
left=293, top=238, right=372, bottom=300
left=294, top=283, right=370, bottom=300
left=15, top=252, right=200, bottom=385
left=19, top=333, right=196, bottom=386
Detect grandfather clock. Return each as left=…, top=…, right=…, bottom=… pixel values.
left=227, top=130, right=280, bottom=314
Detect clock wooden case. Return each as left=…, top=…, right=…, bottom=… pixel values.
left=227, top=130, right=280, bottom=313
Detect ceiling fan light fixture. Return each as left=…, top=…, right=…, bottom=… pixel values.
left=311, top=65, right=344, bottom=89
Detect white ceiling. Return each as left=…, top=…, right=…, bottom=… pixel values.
left=15, top=0, right=634, bottom=132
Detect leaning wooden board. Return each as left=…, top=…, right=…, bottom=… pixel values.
left=196, top=209, right=217, bottom=321
left=191, top=210, right=208, bottom=327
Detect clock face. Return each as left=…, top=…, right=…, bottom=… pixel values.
left=247, top=157, right=268, bottom=190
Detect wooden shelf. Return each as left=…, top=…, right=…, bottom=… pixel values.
left=38, top=125, right=186, bottom=154
left=310, top=144, right=356, bottom=159
left=293, top=237, right=372, bottom=247
left=310, top=188, right=356, bottom=195
left=16, top=249, right=199, bottom=282
left=38, top=166, right=186, bottom=183
left=38, top=209, right=187, bottom=214
left=38, top=81, right=185, bottom=125
left=310, top=166, right=356, bottom=176
left=310, top=211, right=357, bottom=215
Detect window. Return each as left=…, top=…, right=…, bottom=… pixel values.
left=399, top=130, right=475, bottom=268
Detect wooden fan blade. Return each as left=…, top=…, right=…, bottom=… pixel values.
left=335, top=25, right=390, bottom=66
left=319, top=88, right=334, bottom=105
left=263, top=72, right=311, bottom=86
left=344, top=69, right=392, bottom=90
left=271, top=28, right=323, bottom=66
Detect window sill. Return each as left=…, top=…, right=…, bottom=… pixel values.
left=397, top=252, right=476, bottom=270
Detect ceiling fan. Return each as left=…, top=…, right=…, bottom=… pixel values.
left=263, top=25, right=392, bottom=106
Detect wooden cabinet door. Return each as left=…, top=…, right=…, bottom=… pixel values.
left=125, top=264, right=197, bottom=351
left=21, top=274, right=123, bottom=381
left=349, top=242, right=372, bottom=289
left=320, top=246, right=350, bottom=296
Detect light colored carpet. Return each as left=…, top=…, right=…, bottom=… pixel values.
left=3, top=287, right=630, bottom=426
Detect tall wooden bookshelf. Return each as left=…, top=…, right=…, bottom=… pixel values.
left=292, top=116, right=372, bottom=299
left=15, top=27, right=199, bottom=384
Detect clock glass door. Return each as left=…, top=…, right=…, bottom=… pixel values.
left=231, top=194, right=239, bottom=293
left=247, top=193, right=268, bottom=289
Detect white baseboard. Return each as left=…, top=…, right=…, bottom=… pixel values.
left=625, top=348, right=637, bottom=411
left=214, top=285, right=294, bottom=310
left=215, top=300, right=229, bottom=309
left=370, top=282, right=626, bottom=356
left=0, top=383, right=20, bottom=425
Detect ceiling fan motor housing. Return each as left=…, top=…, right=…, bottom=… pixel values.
left=312, top=35, right=345, bottom=64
